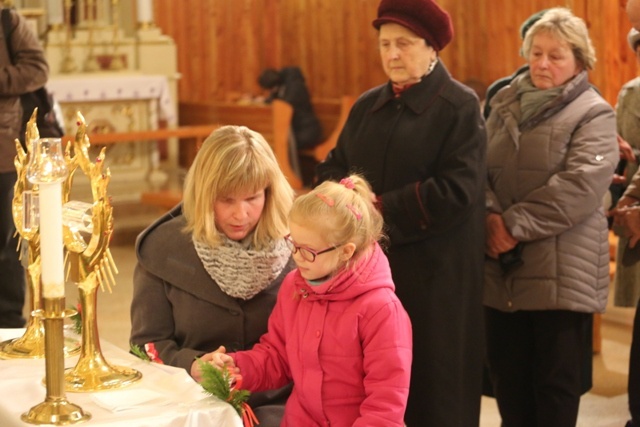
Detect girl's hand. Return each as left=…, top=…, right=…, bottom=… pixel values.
left=209, top=346, right=238, bottom=372
left=190, top=346, right=238, bottom=382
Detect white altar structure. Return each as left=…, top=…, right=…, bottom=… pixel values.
left=12, top=0, right=180, bottom=202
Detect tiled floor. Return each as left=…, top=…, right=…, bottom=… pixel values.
left=49, top=229, right=635, bottom=426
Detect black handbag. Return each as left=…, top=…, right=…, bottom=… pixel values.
left=1, top=8, right=63, bottom=147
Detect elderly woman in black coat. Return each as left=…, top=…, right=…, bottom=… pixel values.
left=316, top=0, right=486, bottom=425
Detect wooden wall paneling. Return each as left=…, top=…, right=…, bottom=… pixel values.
left=206, top=0, right=220, bottom=102
left=263, top=0, right=283, bottom=70
left=244, top=0, right=267, bottom=97
left=338, top=0, right=381, bottom=95
left=585, top=0, right=614, bottom=105
left=191, top=0, right=206, bottom=102
left=154, top=0, right=638, bottom=115
left=306, top=0, right=325, bottom=97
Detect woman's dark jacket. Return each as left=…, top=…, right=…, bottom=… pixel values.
left=129, top=204, right=293, bottom=418
left=316, top=61, right=487, bottom=427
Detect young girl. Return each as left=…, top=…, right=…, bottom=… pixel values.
left=211, top=174, right=412, bottom=426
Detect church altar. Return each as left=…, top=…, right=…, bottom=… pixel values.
left=20, top=0, right=181, bottom=203
left=0, top=329, right=242, bottom=427
left=48, top=73, right=178, bottom=202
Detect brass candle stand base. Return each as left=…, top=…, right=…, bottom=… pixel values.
left=21, top=399, right=90, bottom=425
left=63, top=284, right=142, bottom=392
left=83, top=55, right=100, bottom=72
left=21, top=298, right=90, bottom=425
left=64, top=356, right=142, bottom=392
left=0, top=313, right=80, bottom=360
left=108, top=54, right=125, bottom=71
left=60, top=55, right=78, bottom=74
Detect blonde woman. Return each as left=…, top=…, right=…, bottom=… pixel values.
left=130, top=125, right=295, bottom=426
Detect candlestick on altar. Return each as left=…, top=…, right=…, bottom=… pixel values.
left=83, top=0, right=100, bottom=72
left=109, top=0, right=125, bottom=71
left=60, top=0, right=78, bottom=74
left=136, top=0, right=154, bottom=29
left=46, top=0, right=64, bottom=29
left=21, top=137, right=89, bottom=425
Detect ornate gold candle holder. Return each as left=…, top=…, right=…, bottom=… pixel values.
left=0, top=112, right=80, bottom=360
left=62, top=112, right=141, bottom=392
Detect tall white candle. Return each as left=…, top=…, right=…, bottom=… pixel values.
left=46, top=0, right=64, bottom=26
left=39, top=182, right=65, bottom=299
left=136, top=0, right=153, bottom=23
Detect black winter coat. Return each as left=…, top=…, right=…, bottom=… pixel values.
left=316, top=61, right=487, bottom=427
left=268, top=66, right=322, bottom=149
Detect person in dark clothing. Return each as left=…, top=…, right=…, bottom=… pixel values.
left=258, top=66, right=323, bottom=150
left=610, top=175, right=640, bottom=427
left=259, top=66, right=324, bottom=187
left=0, top=8, right=48, bottom=328
left=316, top=0, right=487, bottom=425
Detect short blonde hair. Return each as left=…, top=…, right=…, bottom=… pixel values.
left=522, top=7, right=596, bottom=70
left=182, top=125, right=294, bottom=249
left=289, top=174, right=384, bottom=262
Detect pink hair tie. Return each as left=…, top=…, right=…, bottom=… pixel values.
left=316, top=193, right=335, bottom=206
left=339, top=177, right=355, bottom=190
left=346, top=204, right=362, bottom=221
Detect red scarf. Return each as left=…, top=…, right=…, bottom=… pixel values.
left=392, top=82, right=418, bottom=97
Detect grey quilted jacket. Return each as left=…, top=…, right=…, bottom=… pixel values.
left=484, top=70, right=618, bottom=313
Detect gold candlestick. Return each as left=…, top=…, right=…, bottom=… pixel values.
left=20, top=117, right=89, bottom=425
left=21, top=298, right=90, bottom=425
left=83, top=0, right=100, bottom=72
left=109, top=0, right=125, bottom=70
left=62, top=112, right=141, bottom=392
left=60, top=0, right=78, bottom=74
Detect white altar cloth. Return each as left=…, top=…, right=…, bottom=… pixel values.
left=48, top=73, right=177, bottom=126
left=0, top=329, right=242, bottom=427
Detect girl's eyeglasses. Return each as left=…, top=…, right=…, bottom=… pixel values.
left=284, top=234, right=340, bottom=263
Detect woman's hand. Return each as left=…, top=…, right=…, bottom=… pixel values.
left=190, top=346, right=238, bottom=382
left=613, top=205, right=640, bottom=248
left=618, top=134, right=636, bottom=162
left=485, top=213, right=519, bottom=259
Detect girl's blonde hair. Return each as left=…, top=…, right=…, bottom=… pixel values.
left=289, top=174, right=384, bottom=262
left=522, top=7, right=596, bottom=70
left=182, top=125, right=294, bottom=249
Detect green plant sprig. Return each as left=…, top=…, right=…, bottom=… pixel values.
left=197, top=358, right=251, bottom=417
left=130, top=343, right=151, bottom=361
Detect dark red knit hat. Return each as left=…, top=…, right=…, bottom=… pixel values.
left=372, top=0, right=453, bottom=51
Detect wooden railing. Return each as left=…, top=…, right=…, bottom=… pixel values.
left=62, top=125, right=220, bottom=210
left=300, top=95, right=356, bottom=163
left=60, top=97, right=352, bottom=210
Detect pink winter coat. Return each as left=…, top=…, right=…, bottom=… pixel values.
left=231, top=243, right=412, bottom=426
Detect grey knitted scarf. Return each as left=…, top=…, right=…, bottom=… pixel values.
left=194, top=235, right=290, bottom=300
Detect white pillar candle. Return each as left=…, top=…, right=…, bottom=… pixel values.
left=136, top=0, right=153, bottom=23
left=46, top=0, right=65, bottom=26
left=39, top=182, right=65, bottom=299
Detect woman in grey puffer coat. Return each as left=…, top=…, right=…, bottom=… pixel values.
left=484, top=8, right=618, bottom=427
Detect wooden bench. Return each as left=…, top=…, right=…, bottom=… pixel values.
left=179, top=97, right=353, bottom=188
left=300, top=95, right=356, bottom=163
left=179, top=100, right=302, bottom=190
